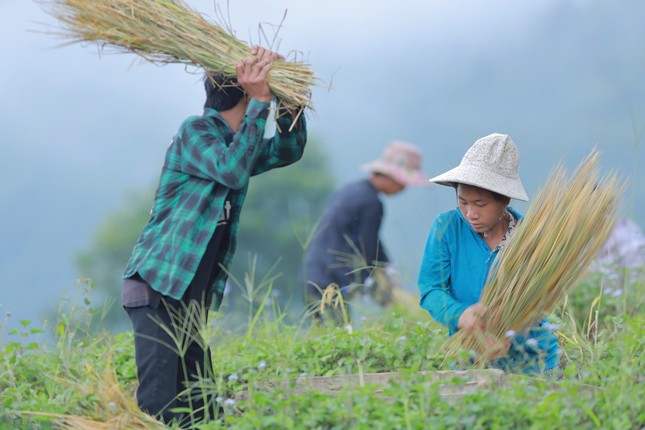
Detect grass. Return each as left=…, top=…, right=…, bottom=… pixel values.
left=1, top=265, right=644, bottom=429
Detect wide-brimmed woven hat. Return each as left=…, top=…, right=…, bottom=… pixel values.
left=429, top=133, right=529, bottom=201
left=361, top=141, right=429, bottom=186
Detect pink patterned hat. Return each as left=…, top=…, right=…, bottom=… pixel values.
left=361, top=141, right=429, bottom=186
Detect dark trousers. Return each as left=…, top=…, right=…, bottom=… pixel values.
left=125, top=296, right=219, bottom=425
left=125, top=229, right=228, bottom=424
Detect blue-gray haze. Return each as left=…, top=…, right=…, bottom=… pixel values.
left=1, top=0, right=644, bottom=337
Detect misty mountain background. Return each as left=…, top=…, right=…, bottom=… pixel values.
left=1, top=0, right=644, bottom=337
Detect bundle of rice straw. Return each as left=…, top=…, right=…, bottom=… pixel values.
left=443, top=149, right=624, bottom=364
left=17, top=363, right=167, bottom=429
left=38, top=0, right=317, bottom=116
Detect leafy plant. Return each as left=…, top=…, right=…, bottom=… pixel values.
left=2, top=268, right=644, bottom=429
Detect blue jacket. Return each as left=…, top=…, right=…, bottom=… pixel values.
left=418, top=208, right=560, bottom=374
left=304, top=180, right=389, bottom=292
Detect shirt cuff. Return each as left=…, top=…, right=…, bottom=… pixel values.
left=246, top=99, right=271, bottom=119
left=449, top=304, right=469, bottom=334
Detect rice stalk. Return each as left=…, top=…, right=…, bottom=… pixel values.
left=443, top=149, right=624, bottom=364
left=320, top=283, right=350, bottom=326
left=37, top=0, right=317, bottom=116
left=16, top=362, right=166, bottom=430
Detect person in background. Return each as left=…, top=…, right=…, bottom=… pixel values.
left=417, top=133, right=560, bottom=375
left=122, top=47, right=307, bottom=425
left=303, top=141, right=428, bottom=324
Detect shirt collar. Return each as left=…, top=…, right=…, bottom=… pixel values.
left=456, top=206, right=522, bottom=251
left=203, top=107, right=234, bottom=134
left=495, top=210, right=518, bottom=252
left=364, top=178, right=378, bottom=193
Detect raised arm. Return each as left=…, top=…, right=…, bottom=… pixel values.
left=173, top=100, right=269, bottom=189
left=170, top=47, right=284, bottom=188
left=251, top=108, right=307, bottom=176
left=354, top=197, right=387, bottom=282
left=243, top=47, right=308, bottom=175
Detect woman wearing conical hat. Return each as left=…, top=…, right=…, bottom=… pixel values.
left=418, top=133, right=561, bottom=376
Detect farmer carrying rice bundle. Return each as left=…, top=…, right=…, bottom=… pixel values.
left=120, top=47, right=307, bottom=425
left=41, top=0, right=311, bottom=425
left=418, top=133, right=620, bottom=376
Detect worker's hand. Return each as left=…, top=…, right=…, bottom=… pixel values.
left=459, top=302, right=511, bottom=361
left=477, top=331, right=511, bottom=360
left=236, top=46, right=281, bottom=104
left=458, top=302, right=487, bottom=333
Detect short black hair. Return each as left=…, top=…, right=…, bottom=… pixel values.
left=203, top=72, right=246, bottom=111
left=454, top=183, right=510, bottom=203
left=490, top=190, right=509, bottom=203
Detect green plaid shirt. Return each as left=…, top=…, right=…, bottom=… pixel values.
left=124, top=99, right=307, bottom=301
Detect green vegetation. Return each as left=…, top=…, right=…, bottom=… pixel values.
left=5, top=136, right=644, bottom=429
left=1, top=270, right=643, bottom=429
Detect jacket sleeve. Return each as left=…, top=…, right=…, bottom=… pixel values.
left=361, top=199, right=383, bottom=263
left=353, top=197, right=386, bottom=282
left=418, top=216, right=469, bottom=334
left=251, top=108, right=307, bottom=176
left=376, top=238, right=390, bottom=264
left=173, top=100, right=270, bottom=189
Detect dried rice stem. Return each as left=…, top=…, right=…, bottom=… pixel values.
left=38, top=0, right=317, bottom=116
left=16, top=362, right=165, bottom=429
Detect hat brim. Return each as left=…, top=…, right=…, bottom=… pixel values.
left=429, top=164, right=528, bottom=201
left=362, top=161, right=431, bottom=187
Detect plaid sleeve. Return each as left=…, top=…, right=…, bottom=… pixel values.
left=172, top=99, right=271, bottom=189
left=251, top=109, right=307, bottom=176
